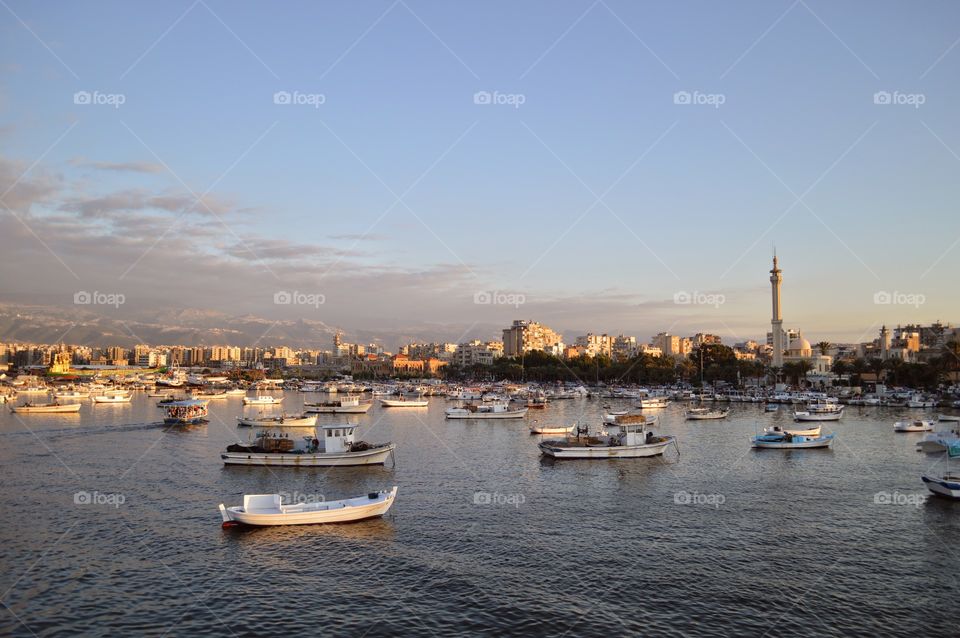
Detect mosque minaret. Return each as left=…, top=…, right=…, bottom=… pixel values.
left=770, top=254, right=784, bottom=368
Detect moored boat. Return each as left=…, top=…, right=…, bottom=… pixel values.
left=219, top=487, right=397, bottom=527
left=236, top=413, right=319, bottom=427
left=793, top=406, right=843, bottom=422
left=305, top=397, right=372, bottom=413
left=686, top=408, right=729, bottom=420
left=894, top=420, right=935, bottom=433
left=92, top=392, right=132, bottom=404
left=243, top=395, right=283, bottom=406
left=530, top=423, right=575, bottom=435
left=763, top=424, right=822, bottom=437
left=11, top=401, right=82, bottom=414
left=751, top=432, right=834, bottom=449
left=538, top=414, right=676, bottom=459
left=380, top=397, right=428, bottom=407
left=221, top=424, right=395, bottom=467
left=445, top=402, right=527, bottom=419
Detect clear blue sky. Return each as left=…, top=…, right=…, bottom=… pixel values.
left=1, top=1, right=958, bottom=344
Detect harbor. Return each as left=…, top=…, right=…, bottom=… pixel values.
left=2, top=388, right=958, bottom=636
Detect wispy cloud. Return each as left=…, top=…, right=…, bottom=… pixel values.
left=68, top=157, right=165, bottom=174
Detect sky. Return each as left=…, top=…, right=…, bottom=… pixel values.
left=1, top=0, right=958, bottom=346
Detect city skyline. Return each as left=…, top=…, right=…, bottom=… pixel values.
left=2, top=2, right=959, bottom=345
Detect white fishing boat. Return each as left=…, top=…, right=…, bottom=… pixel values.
left=380, top=397, right=428, bottom=407
left=922, top=443, right=960, bottom=499
left=219, top=486, right=398, bottom=527
left=10, top=401, right=82, bottom=414
left=906, top=394, right=937, bottom=408
left=894, top=420, right=935, bottom=432
left=164, top=399, right=209, bottom=425
left=92, top=392, right=132, bottom=404
left=236, top=413, right=319, bottom=427
left=530, top=423, right=575, bottom=435
left=17, top=385, right=51, bottom=394
left=445, top=402, right=528, bottom=419
left=686, top=408, right=729, bottom=420
left=538, top=415, right=677, bottom=459
left=147, top=390, right=170, bottom=398
left=937, top=414, right=960, bottom=423
left=305, top=397, right=373, bottom=413
left=765, top=403, right=779, bottom=412
left=243, top=395, right=283, bottom=406
left=192, top=391, right=228, bottom=400
left=793, top=406, right=843, bottom=422
left=221, top=424, right=395, bottom=467
left=751, top=432, right=834, bottom=449
left=225, top=388, right=247, bottom=396
left=636, top=396, right=670, bottom=409
left=53, top=390, right=87, bottom=399
left=763, top=424, right=822, bottom=437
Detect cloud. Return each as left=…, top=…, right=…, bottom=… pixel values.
left=68, top=157, right=164, bottom=174
left=58, top=189, right=234, bottom=218
left=328, top=232, right=389, bottom=241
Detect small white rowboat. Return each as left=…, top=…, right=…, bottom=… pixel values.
left=530, top=423, right=575, bottom=435
left=219, top=487, right=398, bottom=527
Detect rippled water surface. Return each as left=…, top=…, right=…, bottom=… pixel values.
left=2, top=393, right=959, bottom=636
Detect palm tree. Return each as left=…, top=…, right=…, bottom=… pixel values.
left=832, top=359, right=849, bottom=386
left=817, top=341, right=832, bottom=356
left=868, top=357, right=885, bottom=382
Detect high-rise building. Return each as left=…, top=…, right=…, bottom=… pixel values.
left=502, top=320, right=563, bottom=356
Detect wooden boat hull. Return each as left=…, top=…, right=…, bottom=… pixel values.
left=219, top=487, right=397, bottom=526
left=305, top=403, right=372, bottom=413
left=11, top=403, right=82, bottom=413
left=380, top=400, right=428, bottom=407
left=236, top=415, right=319, bottom=427
left=221, top=443, right=395, bottom=466
left=538, top=437, right=674, bottom=459
left=686, top=412, right=729, bottom=420
left=446, top=409, right=528, bottom=419
left=752, top=434, right=834, bottom=449
left=793, top=411, right=842, bottom=422
left=530, top=426, right=574, bottom=435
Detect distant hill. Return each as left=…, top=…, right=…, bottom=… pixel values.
left=0, top=302, right=501, bottom=351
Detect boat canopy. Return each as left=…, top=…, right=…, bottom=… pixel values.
left=166, top=399, right=208, bottom=407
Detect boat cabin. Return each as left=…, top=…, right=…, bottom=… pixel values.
left=317, top=424, right=357, bottom=453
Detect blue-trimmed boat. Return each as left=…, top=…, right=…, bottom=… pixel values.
left=751, top=431, right=834, bottom=449
left=921, top=443, right=960, bottom=499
